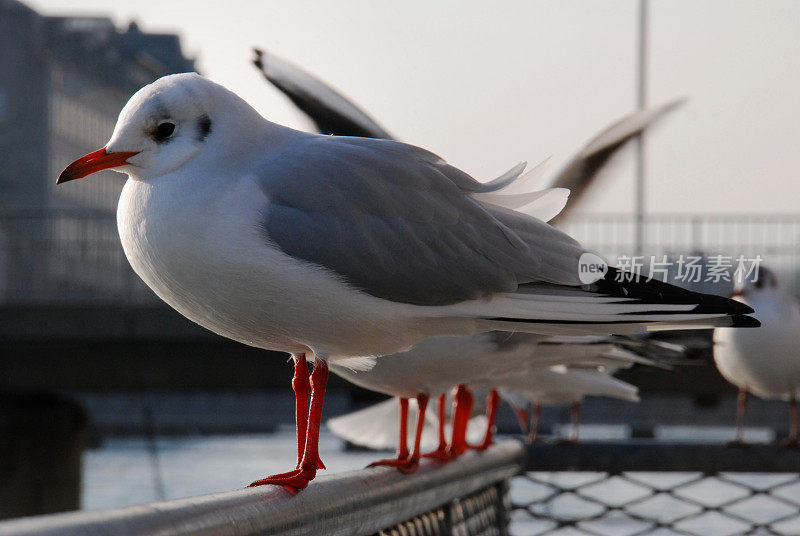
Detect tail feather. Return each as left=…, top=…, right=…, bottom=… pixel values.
left=460, top=267, right=757, bottom=337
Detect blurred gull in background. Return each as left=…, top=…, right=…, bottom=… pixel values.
left=715, top=267, right=800, bottom=446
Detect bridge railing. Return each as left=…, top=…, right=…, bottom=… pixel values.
left=2, top=439, right=800, bottom=535
left=0, top=441, right=525, bottom=536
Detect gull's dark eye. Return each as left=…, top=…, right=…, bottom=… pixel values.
left=153, top=121, right=176, bottom=142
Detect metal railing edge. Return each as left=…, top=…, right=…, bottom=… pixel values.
left=0, top=439, right=526, bottom=536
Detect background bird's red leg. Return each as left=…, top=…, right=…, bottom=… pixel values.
left=514, top=404, right=530, bottom=437
left=398, top=398, right=410, bottom=459
left=423, top=394, right=449, bottom=461
left=470, top=389, right=499, bottom=450
left=398, top=393, right=429, bottom=473
left=368, top=397, right=411, bottom=468
left=447, top=385, right=473, bottom=457
left=249, top=359, right=329, bottom=489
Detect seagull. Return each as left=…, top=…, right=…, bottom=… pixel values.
left=327, top=394, right=489, bottom=456
left=329, top=338, right=653, bottom=454
left=330, top=331, right=675, bottom=469
left=500, top=366, right=639, bottom=443
left=714, top=267, right=800, bottom=446
left=58, top=73, right=755, bottom=489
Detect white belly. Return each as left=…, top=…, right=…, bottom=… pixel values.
left=116, top=173, right=441, bottom=359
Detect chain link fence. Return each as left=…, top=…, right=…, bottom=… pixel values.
left=378, top=481, right=510, bottom=536
left=512, top=472, right=800, bottom=535
left=510, top=443, right=800, bottom=536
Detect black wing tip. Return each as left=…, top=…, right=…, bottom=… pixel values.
left=600, top=267, right=754, bottom=315
left=729, top=315, right=761, bottom=328
left=691, top=292, right=754, bottom=316
left=252, top=48, right=264, bottom=68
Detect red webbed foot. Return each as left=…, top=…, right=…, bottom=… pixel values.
left=368, top=457, right=420, bottom=474
left=249, top=466, right=315, bottom=490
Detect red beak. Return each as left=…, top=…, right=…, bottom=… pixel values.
left=57, top=147, right=139, bottom=184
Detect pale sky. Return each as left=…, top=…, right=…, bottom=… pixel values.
left=31, top=0, right=800, bottom=215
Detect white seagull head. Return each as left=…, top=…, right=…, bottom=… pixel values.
left=58, top=73, right=264, bottom=183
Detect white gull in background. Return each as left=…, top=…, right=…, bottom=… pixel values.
left=714, top=267, right=800, bottom=446
left=500, top=365, right=639, bottom=443
left=329, top=331, right=673, bottom=468
left=57, top=73, right=755, bottom=489
left=328, top=395, right=489, bottom=460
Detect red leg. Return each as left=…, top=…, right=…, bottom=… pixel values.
left=470, top=389, right=499, bottom=450
left=371, top=394, right=429, bottom=474
left=513, top=404, right=530, bottom=438
left=250, top=359, right=329, bottom=489
left=398, top=398, right=410, bottom=459
left=402, top=393, right=429, bottom=473
left=292, top=356, right=310, bottom=468
left=289, top=357, right=325, bottom=470
left=447, top=385, right=474, bottom=458
left=368, top=398, right=410, bottom=468
left=423, top=394, right=450, bottom=461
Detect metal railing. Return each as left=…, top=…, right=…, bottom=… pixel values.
left=2, top=438, right=800, bottom=535
left=0, top=441, right=525, bottom=536
left=512, top=442, right=800, bottom=536
left=1, top=211, right=799, bottom=305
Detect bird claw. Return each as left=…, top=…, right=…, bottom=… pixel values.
left=249, top=467, right=315, bottom=490
left=368, top=457, right=420, bottom=474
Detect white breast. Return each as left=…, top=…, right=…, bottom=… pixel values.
left=714, top=294, right=800, bottom=400
left=116, top=171, right=440, bottom=360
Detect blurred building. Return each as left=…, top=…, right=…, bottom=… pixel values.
left=0, top=0, right=195, bottom=302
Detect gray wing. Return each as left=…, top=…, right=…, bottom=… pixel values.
left=257, top=135, right=587, bottom=306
